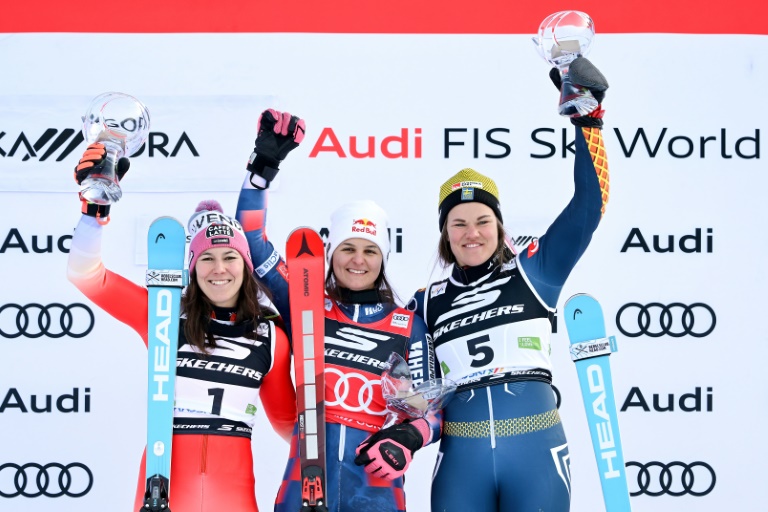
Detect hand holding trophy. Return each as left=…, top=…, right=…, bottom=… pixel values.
left=380, top=352, right=456, bottom=428
left=353, top=353, right=456, bottom=481
left=79, top=92, right=151, bottom=204
left=532, top=11, right=597, bottom=117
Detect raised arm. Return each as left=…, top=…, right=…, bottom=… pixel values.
left=520, top=58, right=610, bottom=307
left=67, top=144, right=149, bottom=344
left=236, top=109, right=306, bottom=339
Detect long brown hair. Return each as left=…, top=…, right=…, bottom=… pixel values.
left=181, top=270, right=277, bottom=353
left=438, top=219, right=512, bottom=268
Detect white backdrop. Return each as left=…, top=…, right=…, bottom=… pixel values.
left=0, top=25, right=765, bottom=512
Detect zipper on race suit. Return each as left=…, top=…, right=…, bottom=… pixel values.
left=200, top=435, right=209, bottom=474
left=487, top=387, right=496, bottom=449
left=339, top=424, right=346, bottom=461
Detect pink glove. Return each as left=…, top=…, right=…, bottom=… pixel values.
left=354, top=418, right=431, bottom=480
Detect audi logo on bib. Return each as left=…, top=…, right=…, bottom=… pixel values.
left=615, top=303, right=716, bottom=338
left=325, top=368, right=386, bottom=415
left=0, top=462, right=93, bottom=498
left=626, top=461, right=716, bottom=496
left=0, top=303, right=95, bottom=339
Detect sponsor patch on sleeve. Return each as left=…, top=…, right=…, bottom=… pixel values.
left=255, top=249, right=281, bottom=278
left=430, top=282, right=447, bottom=298
left=391, top=313, right=411, bottom=329
left=276, top=261, right=289, bottom=280
left=527, top=239, right=540, bottom=257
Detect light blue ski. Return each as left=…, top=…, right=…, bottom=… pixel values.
left=143, top=216, right=187, bottom=511
left=564, top=293, right=631, bottom=512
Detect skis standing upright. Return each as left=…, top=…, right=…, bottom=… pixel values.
left=286, top=228, right=328, bottom=512
left=143, top=217, right=187, bottom=512
left=564, top=293, right=631, bottom=512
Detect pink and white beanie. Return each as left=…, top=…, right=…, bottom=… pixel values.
left=187, top=200, right=254, bottom=274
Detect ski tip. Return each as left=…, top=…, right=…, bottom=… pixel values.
left=563, top=292, right=608, bottom=343
left=148, top=217, right=185, bottom=238
left=288, top=226, right=320, bottom=237
left=564, top=293, right=601, bottom=309
left=150, top=215, right=184, bottom=226
left=564, top=292, right=595, bottom=304
left=287, top=227, right=325, bottom=260
left=148, top=219, right=185, bottom=240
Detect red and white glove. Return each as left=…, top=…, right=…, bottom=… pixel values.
left=73, top=142, right=130, bottom=222
left=353, top=418, right=431, bottom=480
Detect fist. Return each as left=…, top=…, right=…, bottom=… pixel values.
left=73, top=143, right=130, bottom=185
left=246, top=109, right=306, bottom=186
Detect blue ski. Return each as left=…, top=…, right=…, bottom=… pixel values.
left=143, top=217, right=187, bottom=512
left=564, top=293, right=632, bottom=512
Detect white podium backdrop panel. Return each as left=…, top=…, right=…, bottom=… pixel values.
left=1, top=95, right=276, bottom=193
left=0, top=19, right=765, bottom=512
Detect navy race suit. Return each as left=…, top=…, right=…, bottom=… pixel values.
left=237, top=183, right=438, bottom=512
left=409, top=126, right=609, bottom=512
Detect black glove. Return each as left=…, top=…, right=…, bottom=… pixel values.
left=74, top=142, right=130, bottom=221
left=246, top=109, right=306, bottom=189
left=549, top=57, right=609, bottom=128
left=353, top=418, right=429, bottom=480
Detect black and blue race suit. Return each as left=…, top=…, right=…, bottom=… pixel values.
left=408, top=125, right=609, bottom=512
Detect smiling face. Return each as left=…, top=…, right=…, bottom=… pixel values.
left=331, top=238, right=383, bottom=291
left=194, top=247, right=245, bottom=308
left=445, top=202, right=500, bottom=267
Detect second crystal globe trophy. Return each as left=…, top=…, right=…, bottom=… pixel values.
left=79, top=92, right=151, bottom=205
left=379, top=352, right=456, bottom=429
left=532, top=11, right=597, bottom=117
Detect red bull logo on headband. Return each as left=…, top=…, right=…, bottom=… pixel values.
left=351, top=218, right=377, bottom=236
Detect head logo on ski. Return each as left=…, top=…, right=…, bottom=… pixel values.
left=565, top=293, right=632, bottom=512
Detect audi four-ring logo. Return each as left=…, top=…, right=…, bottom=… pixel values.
left=0, top=462, right=93, bottom=498
left=626, top=461, right=716, bottom=496
left=616, top=303, right=716, bottom=338
left=325, top=368, right=386, bottom=415
left=0, top=303, right=94, bottom=339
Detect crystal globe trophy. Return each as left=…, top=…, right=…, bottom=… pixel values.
left=79, top=92, right=151, bottom=205
left=532, top=11, right=597, bottom=117
left=380, top=352, right=456, bottom=429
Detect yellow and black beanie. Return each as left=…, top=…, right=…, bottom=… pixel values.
left=438, top=168, right=502, bottom=232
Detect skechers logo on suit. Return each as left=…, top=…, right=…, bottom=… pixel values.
left=176, top=339, right=264, bottom=380
left=433, top=304, right=524, bottom=341
left=433, top=278, right=522, bottom=340
left=179, top=339, right=256, bottom=360
left=326, top=327, right=392, bottom=352
left=435, top=277, right=511, bottom=325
